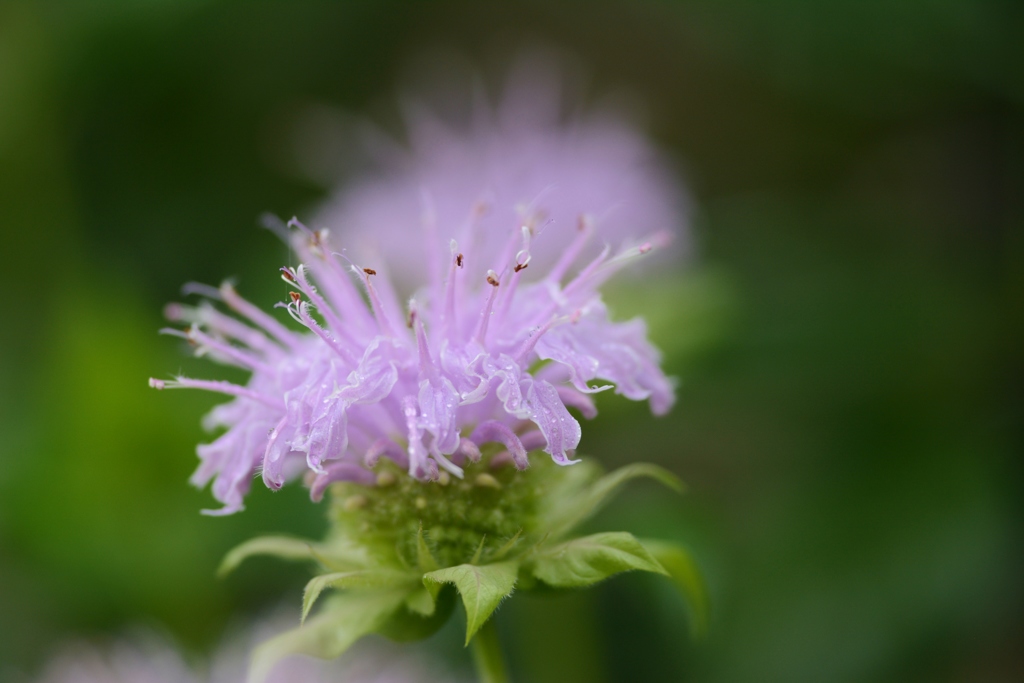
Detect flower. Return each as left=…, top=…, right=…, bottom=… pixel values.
left=152, top=71, right=681, bottom=516
left=314, top=54, right=688, bottom=289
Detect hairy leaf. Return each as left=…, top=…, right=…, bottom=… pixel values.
left=640, top=539, right=710, bottom=636
left=543, top=464, right=684, bottom=539
left=302, top=570, right=415, bottom=623
left=248, top=591, right=405, bottom=683
left=219, top=535, right=373, bottom=577
left=529, top=531, right=667, bottom=587
left=416, top=525, right=440, bottom=572
left=423, top=562, right=518, bottom=645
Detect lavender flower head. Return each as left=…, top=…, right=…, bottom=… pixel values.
left=315, top=56, right=687, bottom=286
left=152, top=72, right=682, bottom=515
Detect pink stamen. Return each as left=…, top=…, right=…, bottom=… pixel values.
left=149, top=376, right=285, bottom=410
left=288, top=301, right=358, bottom=365
left=357, top=267, right=398, bottom=338
left=174, top=325, right=275, bottom=374
left=219, top=283, right=301, bottom=350
left=472, top=270, right=501, bottom=345
left=546, top=214, right=595, bottom=284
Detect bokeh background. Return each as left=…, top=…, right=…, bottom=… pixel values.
left=1, top=2, right=1022, bottom=681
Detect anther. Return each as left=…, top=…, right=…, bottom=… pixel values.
left=363, top=267, right=377, bottom=276
left=514, top=263, right=529, bottom=273
left=289, top=291, right=302, bottom=304
left=279, top=267, right=296, bottom=283
left=456, top=253, right=464, bottom=268
left=486, top=270, right=500, bottom=287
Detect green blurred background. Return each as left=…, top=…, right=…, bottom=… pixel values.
left=1, top=1, right=1022, bottom=681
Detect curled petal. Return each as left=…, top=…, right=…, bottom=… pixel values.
left=310, top=462, right=376, bottom=502
left=469, top=421, right=528, bottom=470
left=364, top=437, right=410, bottom=469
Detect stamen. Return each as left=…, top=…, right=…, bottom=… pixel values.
left=292, top=265, right=356, bottom=346
left=166, top=303, right=279, bottom=354
left=355, top=266, right=397, bottom=337
left=546, top=214, right=595, bottom=284
left=288, top=301, right=358, bottom=364
left=148, top=376, right=285, bottom=410
left=414, top=318, right=438, bottom=378
left=441, top=240, right=460, bottom=338
left=289, top=220, right=376, bottom=331
left=181, top=282, right=224, bottom=301
left=169, top=324, right=275, bottom=373
left=219, top=283, right=301, bottom=350
left=472, top=270, right=501, bottom=345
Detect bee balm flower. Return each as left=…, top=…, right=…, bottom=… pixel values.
left=153, top=81, right=681, bottom=515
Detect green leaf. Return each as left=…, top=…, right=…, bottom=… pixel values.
left=423, top=561, right=518, bottom=645
left=218, top=536, right=320, bottom=577
left=529, top=531, right=668, bottom=588
left=218, top=535, right=373, bottom=577
left=470, top=535, right=487, bottom=565
left=302, top=570, right=415, bottom=623
left=490, top=529, right=522, bottom=562
left=416, top=525, right=440, bottom=572
left=404, top=586, right=437, bottom=616
left=544, top=464, right=684, bottom=540
left=640, top=539, right=710, bottom=637
left=247, top=591, right=405, bottom=683
left=377, top=586, right=457, bottom=642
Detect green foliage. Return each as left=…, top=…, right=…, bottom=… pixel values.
left=640, top=539, right=710, bottom=637
left=539, top=463, right=683, bottom=540
left=302, top=569, right=415, bottom=623
left=424, top=562, right=519, bottom=645
left=221, top=459, right=703, bottom=678
left=248, top=591, right=406, bottom=683
left=527, top=532, right=667, bottom=588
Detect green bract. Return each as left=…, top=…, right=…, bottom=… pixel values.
left=223, top=458, right=707, bottom=682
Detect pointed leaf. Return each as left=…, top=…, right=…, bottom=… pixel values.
left=640, top=539, right=710, bottom=637
left=218, top=536, right=319, bottom=577
left=529, top=531, right=667, bottom=588
left=302, top=570, right=416, bottom=623
left=416, top=526, right=440, bottom=573
left=423, top=562, right=518, bottom=645
left=219, top=535, right=373, bottom=577
left=544, top=464, right=683, bottom=539
left=470, top=535, right=487, bottom=565
left=248, top=591, right=405, bottom=683
left=490, top=529, right=522, bottom=562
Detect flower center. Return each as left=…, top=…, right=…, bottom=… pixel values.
left=327, top=457, right=558, bottom=569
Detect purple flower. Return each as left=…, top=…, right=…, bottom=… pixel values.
left=313, top=53, right=688, bottom=288
left=153, top=81, right=681, bottom=515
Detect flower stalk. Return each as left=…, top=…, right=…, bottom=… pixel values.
left=470, top=619, right=509, bottom=683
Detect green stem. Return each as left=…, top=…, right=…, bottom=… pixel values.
left=471, top=618, right=510, bottom=683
